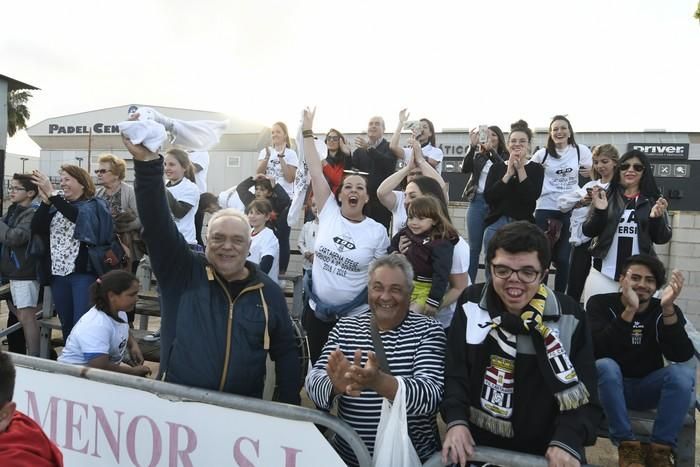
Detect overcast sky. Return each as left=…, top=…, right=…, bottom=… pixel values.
left=2, top=0, right=699, bottom=156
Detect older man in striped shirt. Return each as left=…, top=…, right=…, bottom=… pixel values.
left=305, top=254, right=446, bottom=466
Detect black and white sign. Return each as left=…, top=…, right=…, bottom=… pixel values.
left=628, top=143, right=689, bottom=159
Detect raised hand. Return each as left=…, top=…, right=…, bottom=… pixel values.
left=354, top=135, right=369, bottom=150
left=398, top=108, right=410, bottom=124
left=650, top=197, right=668, bottom=218
left=326, top=347, right=354, bottom=396
left=302, top=106, right=316, bottom=131
left=660, top=269, right=684, bottom=309
left=620, top=277, right=640, bottom=314
left=590, top=186, right=608, bottom=210
left=345, top=350, right=380, bottom=397
left=30, top=170, right=54, bottom=201
left=469, top=128, right=479, bottom=147
left=122, top=135, right=158, bottom=161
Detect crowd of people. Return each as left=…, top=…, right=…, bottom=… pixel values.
left=0, top=107, right=696, bottom=467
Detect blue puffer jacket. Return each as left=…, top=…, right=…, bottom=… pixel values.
left=134, top=157, right=300, bottom=404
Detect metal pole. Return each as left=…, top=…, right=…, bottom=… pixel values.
left=0, top=79, right=8, bottom=217
left=21, top=157, right=28, bottom=172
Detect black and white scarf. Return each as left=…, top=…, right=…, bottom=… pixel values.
left=470, top=284, right=590, bottom=438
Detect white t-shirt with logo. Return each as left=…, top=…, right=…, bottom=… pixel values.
left=436, top=237, right=470, bottom=328
left=531, top=144, right=592, bottom=210
left=189, top=151, right=210, bottom=193
left=218, top=185, right=247, bottom=211
left=402, top=143, right=445, bottom=173
left=595, top=207, right=640, bottom=280
left=166, top=177, right=200, bottom=244
left=391, top=190, right=408, bottom=237
left=58, top=307, right=129, bottom=365
left=310, top=195, right=390, bottom=316
left=258, top=147, right=299, bottom=198
left=248, top=226, right=280, bottom=283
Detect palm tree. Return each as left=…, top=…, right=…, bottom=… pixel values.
left=7, top=89, right=32, bottom=137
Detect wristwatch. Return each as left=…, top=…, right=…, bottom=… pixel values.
left=50, top=190, right=60, bottom=198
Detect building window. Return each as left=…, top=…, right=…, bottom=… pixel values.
left=227, top=155, right=240, bottom=168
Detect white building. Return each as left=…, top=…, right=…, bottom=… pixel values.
left=26, top=104, right=267, bottom=195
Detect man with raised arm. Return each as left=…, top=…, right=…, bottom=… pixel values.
left=121, top=135, right=300, bottom=404
left=441, top=221, right=600, bottom=467
left=351, top=115, right=400, bottom=231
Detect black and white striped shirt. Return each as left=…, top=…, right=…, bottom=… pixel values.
left=305, top=311, right=446, bottom=466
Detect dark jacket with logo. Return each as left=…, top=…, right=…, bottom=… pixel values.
left=442, top=283, right=601, bottom=462
left=134, top=157, right=301, bottom=404
left=0, top=204, right=37, bottom=280
left=582, top=186, right=671, bottom=260
left=587, top=293, right=694, bottom=378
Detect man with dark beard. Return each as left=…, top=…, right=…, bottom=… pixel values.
left=588, top=255, right=695, bottom=467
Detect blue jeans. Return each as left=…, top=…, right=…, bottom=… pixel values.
left=535, top=209, right=571, bottom=292
left=51, top=272, right=97, bottom=340
left=596, top=358, right=696, bottom=447
left=466, top=193, right=489, bottom=283
left=482, top=216, right=511, bottom=282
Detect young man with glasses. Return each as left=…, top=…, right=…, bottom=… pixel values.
left=0, top=174, right=41, bottom=356
left=441, top=221, right=600, bottom=467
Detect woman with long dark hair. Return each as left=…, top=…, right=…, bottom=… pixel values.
left=461, top=125, right=508, bottom=282
left=300, top=108, right=389, bottom=363
left=58, top=270, right=151, bottom=377
left=531, top=115, right=592, bottom=292
left=322, top=128, right=352, bottom=194
left=582, top=149, right=671, bottom=302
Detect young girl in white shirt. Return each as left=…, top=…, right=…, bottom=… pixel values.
left=246, top=199, right=280, bottom=283
left=58, top=270, right=151, bottom=377
left=164, top=148, right=200, bottom=248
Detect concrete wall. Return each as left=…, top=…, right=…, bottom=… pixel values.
left=660, top=211, right=700, bottom=328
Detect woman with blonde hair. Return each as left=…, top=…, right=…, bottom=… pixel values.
left=558, top=144, right=619, bottom=302
left=95, top=153, right=143, bottom=268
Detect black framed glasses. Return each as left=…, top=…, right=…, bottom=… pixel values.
left=7, top=186, right=27, bottom=192
left=619, top=163, right=644, bottom=173
left=491, top=264, right=541, bottom=283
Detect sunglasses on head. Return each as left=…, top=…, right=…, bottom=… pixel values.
left=619, top=163, right=644, bottom=173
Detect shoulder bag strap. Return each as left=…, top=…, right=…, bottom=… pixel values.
left=370, top=317, right=392, bottom=375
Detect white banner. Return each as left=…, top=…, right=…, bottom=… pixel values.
left=14, top=367, right=344, bottom=467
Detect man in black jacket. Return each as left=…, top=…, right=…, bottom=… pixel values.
left=441, top=221, right=600, bottom=467
left=351, top=116, right=400, bottom=231
left=588, top=254, right=695, bottom=467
